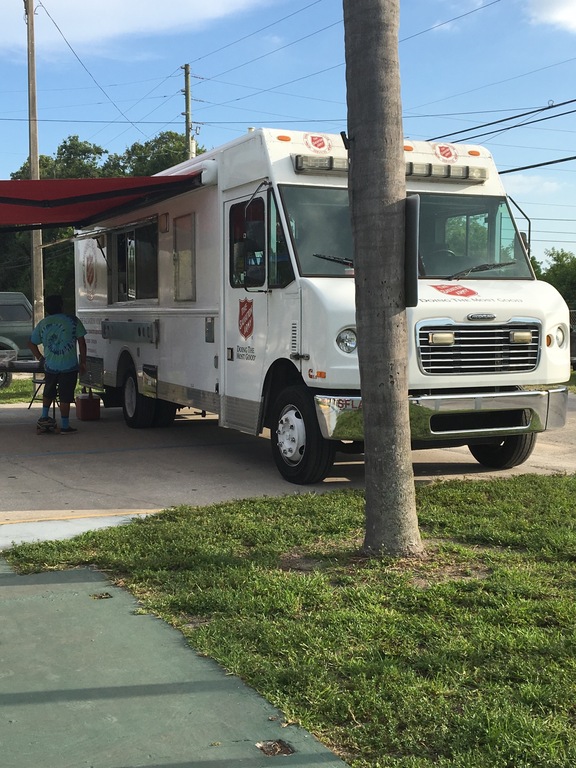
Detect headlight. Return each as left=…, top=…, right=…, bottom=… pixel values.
left=546, top=326, right=566, bottom=347
left=336, top=328, right=357, bottom=353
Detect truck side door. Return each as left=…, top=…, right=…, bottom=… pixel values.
left=222, top=192, right=300, bottom=434
left=222, top=195, right=270, bottom=433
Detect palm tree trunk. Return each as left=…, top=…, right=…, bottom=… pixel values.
left=343, top=0, right=423, bottom=556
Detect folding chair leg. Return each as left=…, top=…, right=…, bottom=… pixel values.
left=28, top=383, right=44, bottom=410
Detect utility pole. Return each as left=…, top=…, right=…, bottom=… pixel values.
left=182, top=64, right=197, bottom=159
left=24, top=0, right=44, bottom=324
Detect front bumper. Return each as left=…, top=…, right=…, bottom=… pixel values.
left=314, top=387, right=568, bottom=442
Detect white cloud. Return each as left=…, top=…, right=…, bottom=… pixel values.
left=525, top=0, right=576, bottom=33
left=0, top=0, right=271, bottom=58
left=502, top=174, right=563, bottom=198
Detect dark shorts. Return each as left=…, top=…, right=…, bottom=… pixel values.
left=43, top=370, right=78, bottom=404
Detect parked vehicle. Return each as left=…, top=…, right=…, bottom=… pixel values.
left=74, top=129, right=570, bottom=483
left=0, top=292, right=33, bottom=388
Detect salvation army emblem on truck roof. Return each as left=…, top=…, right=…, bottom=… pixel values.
left=434, top=143, right=458, bottom=164
left=239, top=298, right=254, bottom=340
left=303, top=133, right=332, bottom=154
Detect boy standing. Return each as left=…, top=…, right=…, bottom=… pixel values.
left=28, top=294, right=87, bottom=434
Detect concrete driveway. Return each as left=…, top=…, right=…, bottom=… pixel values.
left=1, top=395, right=574, bottom=530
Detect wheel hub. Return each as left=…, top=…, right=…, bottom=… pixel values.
left=276, top=405, right=306, bottom=466
left=124, top=376, right=137, bottom=418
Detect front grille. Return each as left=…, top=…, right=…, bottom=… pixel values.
left=418, top=323, right=540, bottom=375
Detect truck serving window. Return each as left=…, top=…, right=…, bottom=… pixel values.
left=114, top=222, right=158, bottom=301
left=278, top=185, right=353, bottom=277
left=417, top=194, right=533, bottom=279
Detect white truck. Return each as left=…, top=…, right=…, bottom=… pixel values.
left=75, top=128, right=570, bottom=484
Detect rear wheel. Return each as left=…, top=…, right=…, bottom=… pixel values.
left=0, top=371, right=13, bottom=389
left=270, top=385, right=336, bottom=484
left=122, top=368, right=155, bottom=428
left=468, top=433, right=537, bottom=469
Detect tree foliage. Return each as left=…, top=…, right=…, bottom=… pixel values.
left=102, top=132, right=192, bottom=177
left=539, top=248, right=576, bottom=308
left=1, top=132, right=199, bottom=306
left=530, top=255, right=543, bottom=278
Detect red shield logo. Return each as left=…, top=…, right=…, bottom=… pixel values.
left=82, top=241, right=98, bottom=301
left=86, top=252, right=95, bottom=288
left=432, top=284, right=478, bottom=298
left=239, top=298, right=254, bottom=340
left=304, top=133, right=332, bottom=154
left=434, top=143, right=458, bottom=163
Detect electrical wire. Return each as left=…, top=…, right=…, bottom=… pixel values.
left=36, top=1, right=146, bottom=137
left=189, top=0, right=326, bottom=64
left=500, top=155, right=576, bottom=174
left=428, top=98, right=576, bottom=142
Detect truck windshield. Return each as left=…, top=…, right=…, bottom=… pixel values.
left=278, top=186, right=533, bottom=281
left=418, top=193, right=533, bottom=280
left=279, top=185, right=353, bottom=277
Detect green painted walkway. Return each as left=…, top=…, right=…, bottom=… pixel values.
left=0, top=558, right=348, bottom=768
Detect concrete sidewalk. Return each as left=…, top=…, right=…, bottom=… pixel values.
left=0, top=557, right=348, bottom=768
left=0, top=402, right=349, bottom=766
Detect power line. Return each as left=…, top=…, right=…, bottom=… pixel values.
left=408, top=55, right=576, bottom=112
left=451, top=107, right=576, bottom=144
left=88, top=68, right=183, bottom=142
left=190, top=0, right=326, bottom=64
left=428, top=98, right=576, bottom=142
left=400, top=0, right=501, bottom=44
left=190, top=1, right=501, bottom=116
left=531, top=239, right=576, bottom=244
left=500, top=155, right=576, bottom=174
left=198, top=20, right=342, bottom=84
left=36, top=1, right=146, bottom=137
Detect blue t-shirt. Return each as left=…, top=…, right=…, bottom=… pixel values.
left=30, top=313, right=87, bottom=373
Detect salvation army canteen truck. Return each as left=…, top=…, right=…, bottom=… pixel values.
left=74, top=128, right=570, bottom=484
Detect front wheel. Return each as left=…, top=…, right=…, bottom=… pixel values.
left=122, top=368, right=156, bottom=428
left=0, top=371, right=13, bottom=389
left=270, top=386, right=336, bottom=484
left=468, top=433, right=537, bottom=469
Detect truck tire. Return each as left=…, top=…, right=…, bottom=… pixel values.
left=0, top=371, right=13, bottom=389
left=468, top=433, right=537, bottom=469
left=122, top=368, right=156, bottom=428
left=270, top=385, right=336, bottom=484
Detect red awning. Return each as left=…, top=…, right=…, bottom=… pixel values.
left=0, top=174, right=202, bottom=232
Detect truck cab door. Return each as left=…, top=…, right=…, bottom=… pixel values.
left=222, top=192, right=300, bottom=434
left=222, top=194, right=270, bottom=433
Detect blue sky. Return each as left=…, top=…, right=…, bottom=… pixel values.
left=0, top=0, right=575, bottom=264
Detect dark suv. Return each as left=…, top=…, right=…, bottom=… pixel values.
left=0, top=292, right=33, bottom=387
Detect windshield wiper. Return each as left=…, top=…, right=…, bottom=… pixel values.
left=312, top=252, right=354, bottom=267
left=448, top=260, right=517, bottom=280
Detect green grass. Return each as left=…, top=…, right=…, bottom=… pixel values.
left=0, top=375, right=35, bottom=403
left=0, top=374, right=86, bottom=404
left=6, top=475, right=576, bottom=767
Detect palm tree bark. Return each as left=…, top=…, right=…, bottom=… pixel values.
left=343, top=0, right=423, bottom=556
